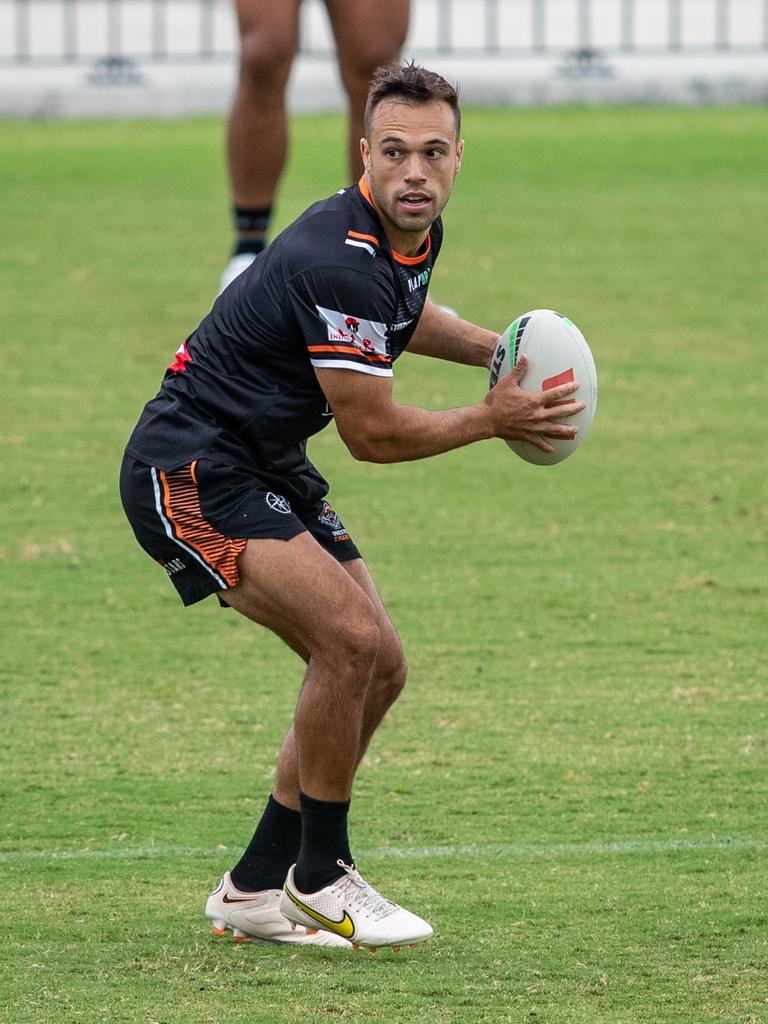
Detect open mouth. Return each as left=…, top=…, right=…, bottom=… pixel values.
left=399, top=193, right=432, bottom=212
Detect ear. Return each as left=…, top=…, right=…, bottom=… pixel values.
left=455, top=139, right=464, bottom=173
left=360, top=136, right=371, bottom=168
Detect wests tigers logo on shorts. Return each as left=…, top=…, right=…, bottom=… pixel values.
left=318, top=502, right=350, bottom=543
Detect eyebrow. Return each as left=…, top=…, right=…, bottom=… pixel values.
left=378, top=135, right=450, bottom=146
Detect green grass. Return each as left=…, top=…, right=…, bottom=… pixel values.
left=1, top=105, right=767, bottom=1023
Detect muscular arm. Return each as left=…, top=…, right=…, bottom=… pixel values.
left=316, top=369, right=493, bottom=463
left=407, top=299, right=498, bottom=368
left=315, top=355, right=585, bottom=464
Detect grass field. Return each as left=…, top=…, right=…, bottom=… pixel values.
left=1, top=105, right=767, bottom=1023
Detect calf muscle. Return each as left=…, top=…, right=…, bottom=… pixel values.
left=223, top=534, right=392, bottom=800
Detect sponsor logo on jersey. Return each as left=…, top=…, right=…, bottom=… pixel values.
left=345, top=316, right=380, bottom=355
left=407, top=268, right=431, bottom=293
left=390, top=317, right=414, bottom=332
left=315, top=305, right=388, bottom=359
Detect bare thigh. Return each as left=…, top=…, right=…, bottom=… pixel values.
left=325, top=0, right=410, bottom=77
left=224, top=536, right=401, bottom=671
left=233, top=0, right=302, bottom=59
left=223, top=532, right=379, bottom=659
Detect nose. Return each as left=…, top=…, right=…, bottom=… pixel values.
left=403, top=154, right=427, bottom=183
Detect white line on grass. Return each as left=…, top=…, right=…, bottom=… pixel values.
left=0, top=835, right=764, bottom=865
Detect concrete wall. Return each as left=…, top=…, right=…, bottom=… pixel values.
left=1, top=50, right=767, bottom=119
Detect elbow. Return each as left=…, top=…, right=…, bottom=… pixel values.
left=340, top=428, right=396, bottom=464
left=345, top=437, right=393, bottom=464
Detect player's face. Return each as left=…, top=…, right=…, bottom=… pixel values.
left=361, top=99, right=463, bottom=256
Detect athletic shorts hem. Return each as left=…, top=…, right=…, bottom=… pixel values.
left=120, top=454, right=360, bottom=606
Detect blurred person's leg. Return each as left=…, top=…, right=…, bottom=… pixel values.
left=221, top=0, right=302, bottom=289
left=325, top=0, right=410, bottom=181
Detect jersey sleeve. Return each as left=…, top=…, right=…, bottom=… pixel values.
left=284, top=266, right=396, bottom=378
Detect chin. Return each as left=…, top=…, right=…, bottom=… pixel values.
left=395, top=212, right=433, bottom=233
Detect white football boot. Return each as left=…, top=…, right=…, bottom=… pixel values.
left=218, top=252, right=257, bottom=294
left=206, top=871, right=351, bottom=946
left=280, top=861, right=433, bottom=951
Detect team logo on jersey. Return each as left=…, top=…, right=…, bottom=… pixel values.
left=266, top=492, right=291, bottom=514
left=318, top=502, right=350, bottom=542
left=315, top=305, right=388, bottom=359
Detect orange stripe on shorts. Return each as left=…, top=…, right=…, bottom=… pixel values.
left=159, top=464, right=246, bottom=588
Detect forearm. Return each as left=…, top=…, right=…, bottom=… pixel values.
left=318, top=341, right=585, bottom=465
left=341, top=400, right=495, bottom=464
left=408, top=300, right=498, bottom=368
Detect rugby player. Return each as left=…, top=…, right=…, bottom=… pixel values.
left=120, top=63, right=584, bottom=950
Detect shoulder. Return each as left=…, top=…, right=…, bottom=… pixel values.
left=276, top=186, right=387, bottom=275
left=275, top=191, right=394, bottom=317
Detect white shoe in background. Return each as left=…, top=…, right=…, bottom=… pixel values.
left=206, top=871, right=351, bottom=946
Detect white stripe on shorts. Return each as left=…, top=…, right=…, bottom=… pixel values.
left=150, top=466, right=227, bottom=588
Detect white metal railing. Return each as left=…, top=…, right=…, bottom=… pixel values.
left=2, top=0, right=767, bottom=65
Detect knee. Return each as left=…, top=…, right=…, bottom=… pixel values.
left=238, top=26, right=297, bottom=87
left=373, top=640, right=408, bottom=708
left=339, top=41, right=406, bottom=99
left=331, top=606, right=382, bottom=679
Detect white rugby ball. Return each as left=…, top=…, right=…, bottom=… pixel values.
left=488, top=309, right=597, bottom=466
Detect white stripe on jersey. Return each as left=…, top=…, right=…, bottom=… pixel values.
left=310, top=358, right=393, bottom=378
left=344, top=238, right=376, bottom=257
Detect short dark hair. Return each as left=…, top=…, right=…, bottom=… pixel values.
left=364, top=62, right=461, bottom=139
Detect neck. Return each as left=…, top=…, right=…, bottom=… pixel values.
left=386, top=226, right=429, bottom=259
left=358, top=176, right=430, bottom=259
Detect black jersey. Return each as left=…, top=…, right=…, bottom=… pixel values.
left=125, top=179, right=443, bottom=502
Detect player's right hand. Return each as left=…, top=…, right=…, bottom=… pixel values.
left=484, top=354, right=585, bottom=453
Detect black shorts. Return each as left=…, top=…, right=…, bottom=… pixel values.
left=119, top=454, right=360, bottom=606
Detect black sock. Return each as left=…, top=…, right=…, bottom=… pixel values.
left=293, top=792, right=353, bottom=893
left=229, top=795, right=301, bottom=892
left=232, top=204, right=272, bottom=257
left=233, top=237, right=267, bottom=258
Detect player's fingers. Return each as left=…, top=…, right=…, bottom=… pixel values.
left=542, top=379, right=581, bottom=402
left=508, top=353, right=528, bottom=381
left=511, top=430, right=554, bottom=453
left=541, top=423, right=578, bottom=440
left=540, top=398, right=585, bottom=421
